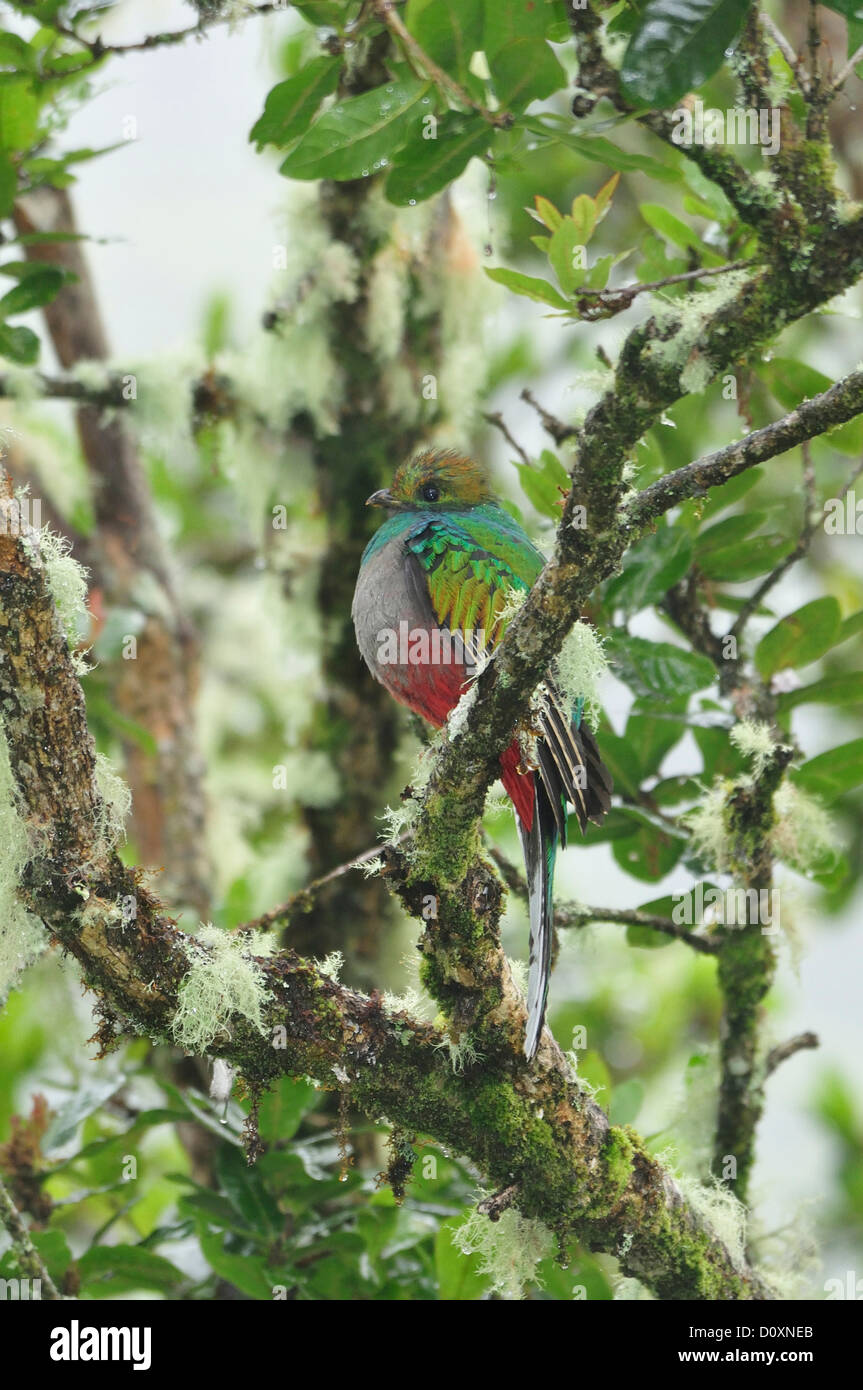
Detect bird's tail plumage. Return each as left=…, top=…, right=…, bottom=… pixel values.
left=518, top=697, right=613, bottom=1060
left=517, top=781, right=559, bottom=1061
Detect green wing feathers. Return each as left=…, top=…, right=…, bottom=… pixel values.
left=407, top=512, right=542, bottom=652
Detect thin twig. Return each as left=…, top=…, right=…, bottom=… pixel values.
left=628, top=369, right=863, bottom=530
left=52, top=2, right=282, bottom=63
left=572, top=258, right=756, bottom=304
left=0, top=1175, right=64, bottom=1300
left=519, top=388, right=577, bottom=445
left=488, top=846, right=719, bottom=954
left=765, top=1031, right=819, bottom=1076
left=371, top=0, right=511, bottom=129
left=477, top=1184, right=518, bottom=1221
left=831, top=44, right=863, bottom=94
left=239, top=835, right=407, bottom=934
left=482, top=411, right=531, bottom=467
left=760, top=12, right=811, bottom=95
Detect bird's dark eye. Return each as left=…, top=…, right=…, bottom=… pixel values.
left=421, top=484, right=440, bottom=502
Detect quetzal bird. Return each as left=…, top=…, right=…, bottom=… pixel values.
left=352, top=449, right=612, bottom=1059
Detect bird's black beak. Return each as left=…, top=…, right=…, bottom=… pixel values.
left=366, top=488, right=394, bottom=508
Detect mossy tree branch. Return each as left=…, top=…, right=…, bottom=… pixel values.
left=0, top=476, right=773, bottom=1300
left=0, top=1173, right=63, bottom=1300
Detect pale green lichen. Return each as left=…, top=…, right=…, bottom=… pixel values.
left=317, top=950, right=344, bottom=983
left=0, top=721, right=45, bottom=1003
left=770, top=782, right=836, bottom=874
left=684, top=770, right=837, bottom=875
left=126, top=351, right=206, bottom=465
left=445, top=679, right=480, bottom=740
left=680, top=351, right=715, bottom=395
left=452, top=1204, right=555, bottom=1300
left=93, top=752, right=132, bottom=848
left=678, top=1174, right=748, bottom=1273
left=434, top=1033, right=484, bottom=1073
left=556, top=619, right=608, bottom=729
left=0, top=366, right=43, bottom=402
left=382, top=982, right=437, bottom=1025
left=506, top=955, right=528, bottom=996
left=172, top=923, right=271, bottom=1052
left=729, top=719, right=776, bottom=779
left=646, top=269, right=753, bottom=389
left=35, top=528, right=90, bottom=667
left=683, top=779, right=733, bottom=870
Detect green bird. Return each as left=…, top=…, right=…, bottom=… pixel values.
left=352, top=448, right=612, bottom=1058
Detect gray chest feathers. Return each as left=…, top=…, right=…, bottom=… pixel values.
left=352, top=534, right=432, bottom=682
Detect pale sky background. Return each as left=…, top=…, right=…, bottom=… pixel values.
left=14, top=0, right=863, bottom=1292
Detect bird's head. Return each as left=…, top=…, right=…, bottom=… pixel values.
left=366, top=448, right=493, bottom=511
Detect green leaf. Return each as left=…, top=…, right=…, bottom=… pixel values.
left=758, top=359, right=863, bottom=455
left=576, top=806, right=644, bottom=844
left=0, top=266, right=66, bottom=315
left=435, top=1216, right=491, bottom=1300
left=594, top=733, right=643, bottom=799
left=215, top=1144, right=282, bottom=1236
left=607, top=633, right=715, bottom=700
left=77, top=1244, right=186, bottom=1296
left=694, top=721, right=747, bottom=779
left=385, top=111, right=489, bottom=205
left=515, top=448, right=569, bottom=518
left=621, top=0, right=752, bottom=106
left=640, top=202, right=705, bottom=253
left=484, top=265, right=571, bottom=309
left=548, top=217, right=589, bottom=294
left=483, top=0, right=567, bottom=52
left=754, top=598, right=841, bottom=679
left=33, top=1230, right=74, bottom=1284
left=279, top=77, right=432, bottom=181
left=0, top=79, right=39, bottom=151
left=793, top=739, right=863, bottom=803
left=257, top=1075, right=320, bottom=1142
left=524, top=117, right=682, bottom=183
left=0, top=322, right=39, bottom=364
left=43, top=1075, right=126, bottom=1152
left=626, top=698, right=688, bottom=778
left=604, top=525, right=693, bottom=616
left=822, top=0, right=863, bottom=20
left=292, top=1, right=358, bottom=25
left=488, top=37, right=567, bottom=109
left=698, top=510, right=766, bottom=553
left=406, top=0, right=484, bottom=86
left=0, top=149, right=15, bottom=215
left=0, top=32, right=37, bottom=72
left=613, top=813, right=686, bottom=881
left=698, top=533, right=794, bottom=580
left=777, top=673, right=863, bottom=712
left=837, top=610, right=863, bottom=645
left=250, top=57, right=343, bottom=149
left=532, top=194, right=563, bottom=231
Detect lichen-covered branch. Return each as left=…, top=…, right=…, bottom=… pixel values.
left=711, top=743, right=794, bottom=1202
left=0, top=475, right=772, bottom=1299
left=0, top=1173, right=63, bottom=1300
left=629, top=370, right=863, bottom=530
